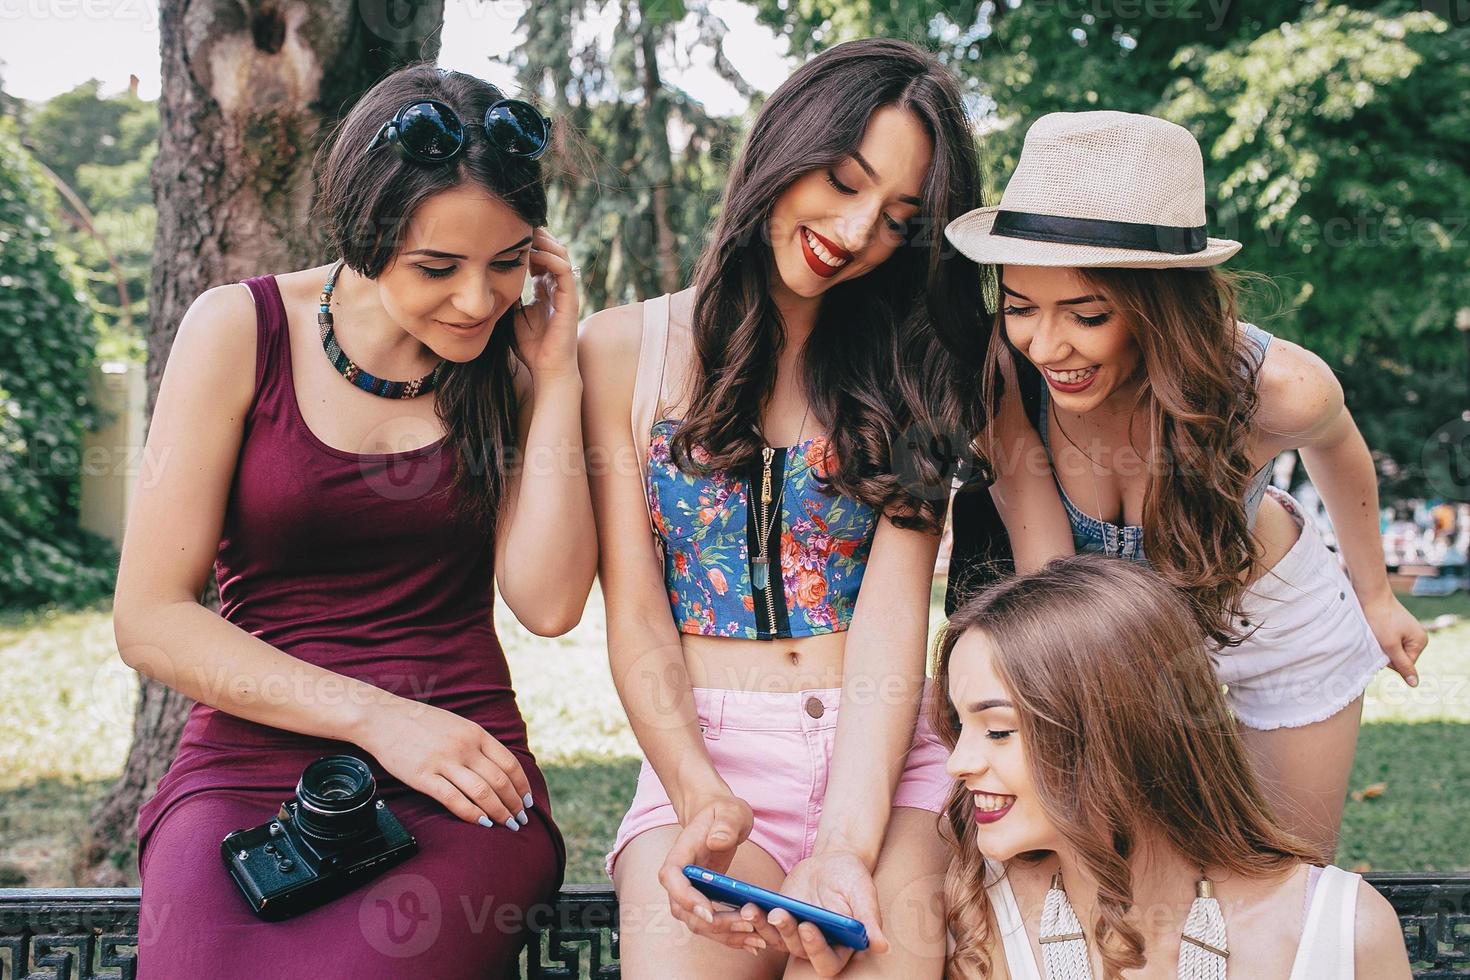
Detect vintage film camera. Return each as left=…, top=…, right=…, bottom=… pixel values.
left=221, top=754, right=418, bottom=920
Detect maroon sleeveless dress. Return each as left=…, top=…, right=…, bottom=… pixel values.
left=135, top=274, right=566, bottom=978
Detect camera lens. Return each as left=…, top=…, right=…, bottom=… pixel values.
left=293, top=755, right=377, bottom=841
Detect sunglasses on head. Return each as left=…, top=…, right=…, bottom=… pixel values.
left=363, top=96, right=552, bottom=164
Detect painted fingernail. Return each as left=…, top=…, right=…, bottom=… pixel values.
left=697, top=906, right=714, bottom=924
left=516, top=809, right=529, bottom=826
left=478, top=815, right=494, bottom=829
left=505, top=818, right=520, bottom=831
left=523, top=793, right=535, bottom=809
left=1408, top=675, right=1419, bottom=687
left=747, top=937, right=767, bottom=950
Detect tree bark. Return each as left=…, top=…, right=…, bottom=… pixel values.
left=80, top=0, right=445, bottom=886
left=638, top=16, right=680, bottom=296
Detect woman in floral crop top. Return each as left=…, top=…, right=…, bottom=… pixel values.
left=579, top=38, right=1068, bottom=980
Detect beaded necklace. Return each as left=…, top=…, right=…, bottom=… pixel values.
left=319, top=260, right=444, bottom=399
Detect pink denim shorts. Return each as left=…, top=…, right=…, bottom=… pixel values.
left=1213, top=486, right=1391, bottom=731
left=604, top=680, right=951, bottom=880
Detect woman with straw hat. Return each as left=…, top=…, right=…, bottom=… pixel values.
left=942, top=110, right=1428, bottom=860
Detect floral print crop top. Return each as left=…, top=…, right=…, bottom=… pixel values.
left=647, top=418, right=879, bottom=639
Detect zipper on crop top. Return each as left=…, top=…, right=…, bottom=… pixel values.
left=747, top=448, right=791, bottom=639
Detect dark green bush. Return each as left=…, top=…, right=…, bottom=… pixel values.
left=0, top=114, right=116, bottom=610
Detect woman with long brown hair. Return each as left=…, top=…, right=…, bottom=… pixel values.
left=580, top=37, right=1064, bottom=978
left=117, top=65, right=593, bottom=975
left=934, top=555, right=1409, bottom=979
left=942, top=110, right=1428, bottom=860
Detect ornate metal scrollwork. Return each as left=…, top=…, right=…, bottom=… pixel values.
left=1371, top=874, right=1470, bottom=980
left=3, top=876, right=1466, bottom=978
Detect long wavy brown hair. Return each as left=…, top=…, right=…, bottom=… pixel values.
left=931, top=555, right=1319, bottom=979
left=669, top=38, right=989, bottom=532
left=980, top=266, right=1266, bottom=644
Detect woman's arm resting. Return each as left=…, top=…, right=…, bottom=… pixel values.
left=1256, top=338, right=1428, bottom=683
left=578, top=303, right=752, bottom=935
left=766, top=516, right=939, bottom=962
left=811, top=516, right=940, bottom=867
left=113, top=284, right=398, bottom=746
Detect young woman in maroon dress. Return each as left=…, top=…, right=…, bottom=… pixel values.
left=113, top=64, right=595, bottom=977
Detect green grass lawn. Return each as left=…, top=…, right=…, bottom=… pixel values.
left=1, top=584, right=1466, bottom=886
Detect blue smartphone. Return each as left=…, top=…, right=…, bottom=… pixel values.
left=682, top=865, right=870, bottom=951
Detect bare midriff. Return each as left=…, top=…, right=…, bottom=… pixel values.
left=682, top=631, right=848, bottom=692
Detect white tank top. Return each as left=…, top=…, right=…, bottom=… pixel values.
left=978, top=861, right=1360, bottom=979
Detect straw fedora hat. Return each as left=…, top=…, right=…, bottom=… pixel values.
left=945, top=110, right=1240, bottom=269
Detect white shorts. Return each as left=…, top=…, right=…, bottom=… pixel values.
left=1213, top=486, right=1390, bottom=731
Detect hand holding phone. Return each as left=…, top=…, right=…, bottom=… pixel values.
left=683, top=865, right=870, bottom=951
left=656, top=796, right=760, bottom=953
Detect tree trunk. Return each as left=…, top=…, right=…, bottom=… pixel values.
left=638, top=19, right=680, bottom=296
left=80, top=0, right=445, bottom=886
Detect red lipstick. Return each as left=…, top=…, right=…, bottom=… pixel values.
left=972, top=797, right=1015, bottom=824
left=1042, top=366, right=1099, bottom=394
left=800, top=226, right=852, bottom=279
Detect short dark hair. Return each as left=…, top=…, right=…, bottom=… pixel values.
left=311, top=63, right=552, bottom=534
left=314, top=62, right=548, bottom=278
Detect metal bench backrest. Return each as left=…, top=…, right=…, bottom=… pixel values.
left=1, top=876, right=1467, bottom=978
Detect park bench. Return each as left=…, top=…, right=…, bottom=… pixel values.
left=1, top=875, right=1468, bottom=977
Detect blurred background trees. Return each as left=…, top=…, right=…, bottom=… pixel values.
left=18, top=79, right=156, bottom=362
left=0, top=114, right=113, bottom=611
left=2, top=0, right=1466, bottom=598
left=0, top=0, right=1464, bottom=889
left=750, top=0, right=1470, bottom=498
left=507, top=0, right=750, bottom=310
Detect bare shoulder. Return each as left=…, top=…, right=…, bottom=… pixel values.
left=1354, top=877, right=1412, bottom=977
left=577, top=299, right=645, bottom=366
left=164, top=281, right=259, bottom=412
left=576, top=299, right=646, bottom=413
left=1248, top=328, right=1344, bottom=450
left=578, top=288, right=695, bottom=394
left=176, top=281, right=257, bottom=353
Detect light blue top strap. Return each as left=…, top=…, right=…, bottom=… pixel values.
left=1239, top=323, right=1274, bottom=523
left=1037, top=323, right=1278, bottom=561
left=1241, top=321, right=1272, bottom=369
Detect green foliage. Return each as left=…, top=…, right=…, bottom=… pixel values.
left=22, top=81, right=157, bottom=364
left=1164, top=5, right=1470, bottom=360
left=1332, top=338, right=1468, bottom=502
left=0, top=115, right=117, bottom=610
left=747, top=0, right=1470, bottom=499
left=503, top=0, right=746, bottom=311
left=1167, top=6, right=1470, bottom=499
left=22, top=80, right=155, bottom=193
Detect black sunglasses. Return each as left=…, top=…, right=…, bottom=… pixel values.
left=364, top=97, right=552, bottom=164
